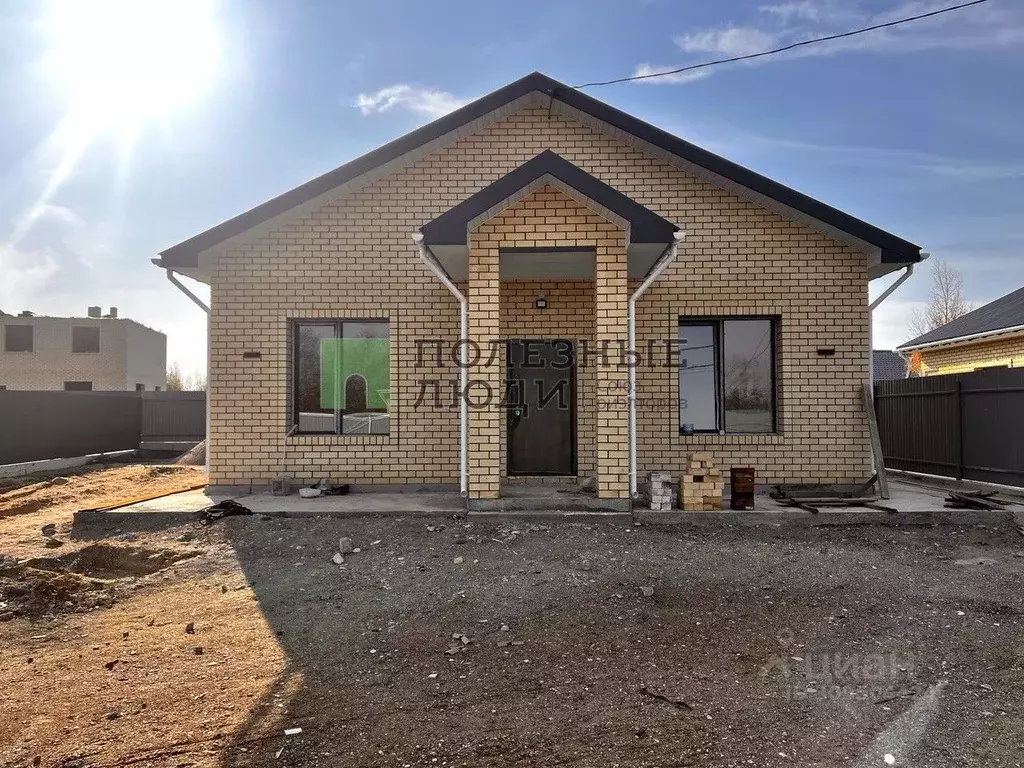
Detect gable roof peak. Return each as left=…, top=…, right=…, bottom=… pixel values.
left=157, top=70, right=921, bottom=273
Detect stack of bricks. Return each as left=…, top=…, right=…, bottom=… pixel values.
left=680, top=453, right=724, bottom=511
left=647, top=472, right=676, bottom=511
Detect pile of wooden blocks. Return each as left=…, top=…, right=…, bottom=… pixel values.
left=681, top=452, right=724, bottom=511
left=647, top=472, right=676, bottom=511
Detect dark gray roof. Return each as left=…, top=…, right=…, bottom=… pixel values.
left=899, top=285, right=1024, bottom=349
left=420, top=150, right=678, bottom=246
left=158, top=71, right=922, bottom=269
left=873, top=350, right=907, bottom=381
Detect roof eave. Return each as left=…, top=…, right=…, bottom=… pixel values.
left=898, top=324, right=1024, bottom=352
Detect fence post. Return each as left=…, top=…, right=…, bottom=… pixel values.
left=955, top=378, right=963, bottom=481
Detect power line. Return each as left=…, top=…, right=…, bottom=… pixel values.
left=573, top=0, right=991, bottom=89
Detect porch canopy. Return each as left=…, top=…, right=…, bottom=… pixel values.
left=419, top=150, right=678, bottom=280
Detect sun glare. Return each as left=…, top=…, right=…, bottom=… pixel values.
left=44, top=0, right=221, bottom=134
left=8, top=1, right=223, bottom=245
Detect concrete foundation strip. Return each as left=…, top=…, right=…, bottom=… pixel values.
left=77, top=483, right=209, bottom=514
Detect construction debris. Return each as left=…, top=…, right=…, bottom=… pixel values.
left=944, top=490, right=1011, bottom=511
left=639, top=684, right=693, bottom=711
left=647, top=472, right=676, bottom=511
left=445, top=633, right=472, bottom=654
left=769, top=485, right=895, bottom=514
left=681, top=454, right=723, bottom=511
left=196, top=500, right=253, bottom=526
left=730, top=467, right=755, bottom=510
left=318, top=482, right=350, bottom=496
left=271, top=474, right=291, bottom=496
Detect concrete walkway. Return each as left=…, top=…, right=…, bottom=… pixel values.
left=76, top=477, right=1021, bottom=528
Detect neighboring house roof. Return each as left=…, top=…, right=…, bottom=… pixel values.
left=420, top=150, right=678, bottom=246
left=899, top=285, right=1024, bottom=351
left=158, top=71, right=922, bottom=271
left=873, top=350, right=907, bottom=381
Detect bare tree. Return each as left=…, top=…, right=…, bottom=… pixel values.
left=166, top=362, right=184, bottom=391
left=166, top=363, right=206, bottom=391
left=908, top=259, right=973, bottom=338
left=184, top=370, right=207, bottom=392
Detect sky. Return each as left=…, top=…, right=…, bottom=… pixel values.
left=1, top=0, right=1022, bottom=377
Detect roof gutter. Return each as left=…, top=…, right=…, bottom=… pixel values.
left=153, top=259, right=210, bottom=475
left=899, top=323, right=1024, bottom=353
left=153, top=259, right=210, bottom=314
left=868, top=252, right=928, bottom=380
left=629, top=229, right=685, bottom=498
left=412, top=233, right=468, bottom=497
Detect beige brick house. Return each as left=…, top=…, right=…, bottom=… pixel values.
left=155, top=73, right=922, bottom=503
left=0, top=308, right=166, bottom=392
left=899, top=285, right=1024, bottom=376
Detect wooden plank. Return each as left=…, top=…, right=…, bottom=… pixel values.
left=863, top=382, right=890, bottom=499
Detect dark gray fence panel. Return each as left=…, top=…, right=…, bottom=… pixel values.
left=960, top=367, right=1024, bottom=485
left=0, top=391, right=141, bottom=464
left=875, top=368, right=1024, bottom=487
left=141, top=391, right=205, bottom=442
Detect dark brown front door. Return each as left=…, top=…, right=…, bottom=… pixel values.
left=507, top=339, right=576, bottom=476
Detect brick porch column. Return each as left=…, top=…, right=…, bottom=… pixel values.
left=467, top=238, right=502, bottom=499
left=594, top=238, right=630, bottom=499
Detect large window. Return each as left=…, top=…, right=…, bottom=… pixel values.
left=4, top=325, right=33, bottom=352
left=72, top=326, right=100, bottom=353
left=293, top=320, right=390, bottom=435
left=679, top=318, right=777, bottom=434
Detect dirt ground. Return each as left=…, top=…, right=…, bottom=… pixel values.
left=2, top=480, right=1024, bottom=768
left=0, top=464, right=207, bottom=559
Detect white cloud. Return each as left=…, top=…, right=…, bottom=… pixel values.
left=355, top=85, right=467, bottom=119
left=675, top=27, right=777, bottom=57
left=630, top=64, right=710, bottom=84
left=0, top=243, right=59, bottom=313
left=758, top=1, right=822, bottom=22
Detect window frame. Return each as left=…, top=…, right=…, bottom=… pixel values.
left=72, top=325, right=101, bottom=353
left=291, top=318, right=391, bottom=436
left=4, top=324, right=33, bottom=353
left=678, top=316, right=778, bottom=436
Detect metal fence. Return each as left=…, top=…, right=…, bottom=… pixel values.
left=141, top=391, right=206, bottom=444
left=0, top=390, right=205, bottom=465
left=874, top=367, right=1024, bottom=487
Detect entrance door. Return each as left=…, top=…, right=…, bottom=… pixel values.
left=507, top=339, right=576, bottom=475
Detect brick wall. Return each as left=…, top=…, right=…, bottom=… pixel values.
left=915, top=335, right=1024, bottom=375
left=471, top=186, right=626, bottom=498
left=208, top=105, right=872, bottom=487
left=0, top=317, right=166, bottom=392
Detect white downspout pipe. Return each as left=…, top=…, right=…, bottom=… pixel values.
left=628, top=230, right=685, bottom=498
left=158, top=264, right=211, bottom=475
left=413, top=233, right=468, bottom=497
left=868, top=252, right=928, bottom=379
